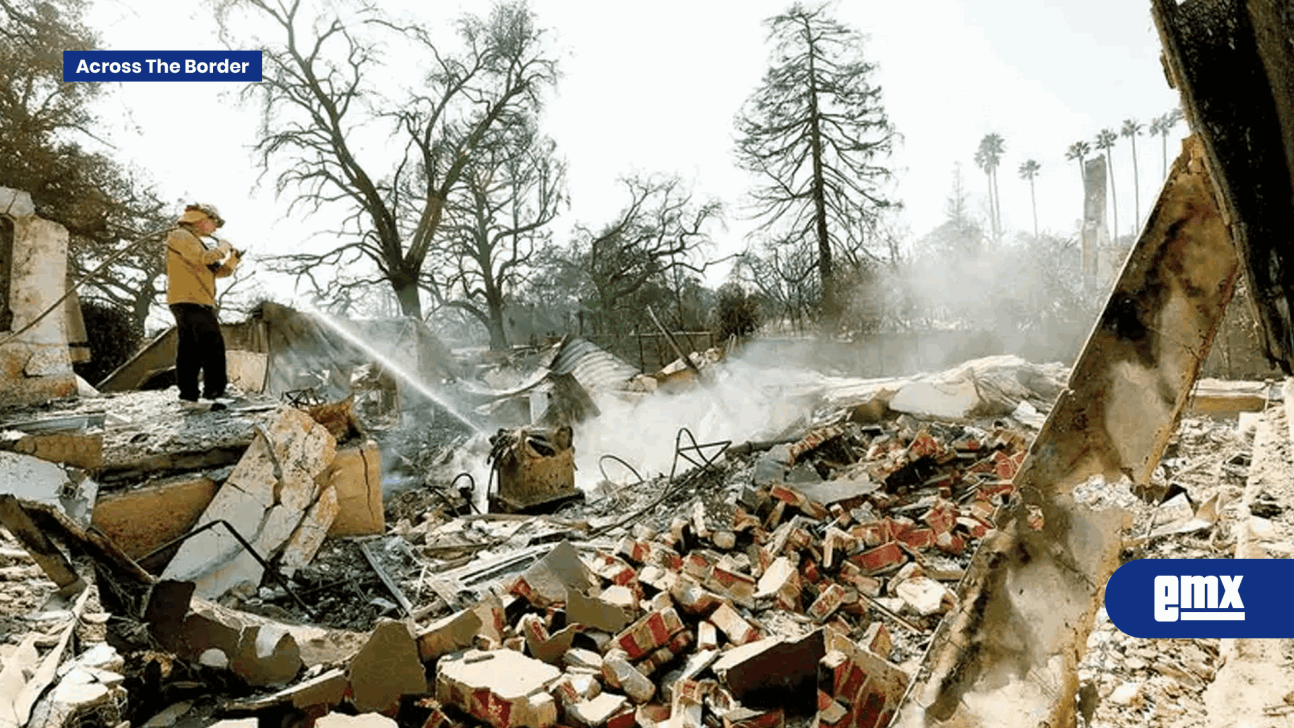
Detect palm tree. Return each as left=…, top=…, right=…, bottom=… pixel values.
left=1121, top=119, right=1144, bottom=235
left=1151, top=108, right=1184, bottom=179
left=1066, top=140, right=1090, bottom=186
left=974, top=133, right=1005, bottom=240
left=1094, top=128, right=1119, bottom=245
left=1018, top=159, right=1041, bottom=238
left=1149, top=115, right=1167, bottom=179
left=1066, top=140, right=1093, bottom=276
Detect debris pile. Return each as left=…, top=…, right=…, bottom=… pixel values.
left=0, top=338, right=1283, bottom=728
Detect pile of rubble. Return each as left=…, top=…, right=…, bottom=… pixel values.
left=1, top=342, right=1284, bottom=728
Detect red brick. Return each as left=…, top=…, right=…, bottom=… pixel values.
left=934, top=532, right=966, bottom=554
left=710, top=602, right=758, bottom=645
left=808, top=583, right=847, bottom=622
left=921, top=500, right=957, bottom=535
left=801, top=558, right=821, bottom=584
left=905, top=428, right=943, bottom=460
left=683, top=551, right=717, bottom=580
left=732, top=508, right=762, bottom=533
left=614, top=608, right=684, bottom=660
left=850, top=521, right=890, bottom=548
left=860, top=622, right=892, bottom=660
left=993, top=450, right=1021, bottom=480
left=638, top=628, right=695, bottom=675
left=606, top=707, right=636, bottom=728
left=898, top=527, right=934, bottom=550
left=855, top=689, right=886, bottom=728
left=769, top=484, right=802, bottom=506
left=955, top=516, right=990, bottom=539
left=708, top=565, right=757, bottom=609
left=848, top=542, right=905, bottom=575
left=817, top=690, right=833, bottom=712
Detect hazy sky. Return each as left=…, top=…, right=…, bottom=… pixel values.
left=85, top=0, right=1182, bottom=297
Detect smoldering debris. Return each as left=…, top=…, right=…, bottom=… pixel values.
left=0, top=334, right=1279, bottom=728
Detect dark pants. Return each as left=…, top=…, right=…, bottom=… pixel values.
left=170, top=303, right=227, bottom=401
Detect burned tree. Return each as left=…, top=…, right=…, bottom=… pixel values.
left=571, top=175, right=723, bottom=337
left=436, top=119, right=566, bottom=350
left=218, top=0, right=559, bottom=318
left=734, top=2, right=897, bottom=325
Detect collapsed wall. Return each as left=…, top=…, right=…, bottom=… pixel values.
left=0, top=187, right=77, bottom=407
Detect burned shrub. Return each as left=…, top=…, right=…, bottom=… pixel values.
left=711, top=282, right=761, bottom=340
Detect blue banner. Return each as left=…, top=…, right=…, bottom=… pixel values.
left=1106, top=559, right=1294, bottom=638
left=63, top=51, right=262, bottom=82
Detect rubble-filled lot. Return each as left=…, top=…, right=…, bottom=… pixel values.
left=0, top=347, right=1287, bottom=728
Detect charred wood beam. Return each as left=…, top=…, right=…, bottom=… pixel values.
left=1153, top=0, right=1294, bottom=374
left=896, top=138, right=1238, bottom=727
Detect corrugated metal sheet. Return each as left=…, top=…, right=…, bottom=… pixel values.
left=549, top=337, right=639, bottom=391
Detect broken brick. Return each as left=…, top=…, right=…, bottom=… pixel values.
left=418, top=607, right=484, bottom=662
left=848, top=542, right=905, bottom=576
left=821, top=527, right=856, bottom=570
left=905, top=428, right=943, bottom=460
left=669, top=680, right=704, bottom=728
left=731, top=508, right=762, bottom=533
left=837, top=563, right=882, bottom=598
left=589, top=552, right=639, bottom=587
left=682, top=550, right=718, bottom=581
left=691, top=501, right=712, bottom=540
left=602, top=651, right=655, bottom=703
left=816, top=698, right=849, bottom=728
left=956, top=516, right=991, bottom=539
left=670, top=575, right=726, bottom=617
left=567, top=589, right=635, bottom=634
left=518, top=613, right=582, bottom=664
left=636, top=703, right=672, bottom=728
left=566, top=693, right=629, bottom=728
left=697, top=620, right=718, bottom=650
left=707, top=563, right=756, bottom=609
left=435, top=650, right=560, bottom=728
left=754, top=557, right=802, bottom=612
left=860, top=622, right=892, bottom=660
left=709, top=603, right=758, bottom=646
left=563, top=648, right=604, bottom=673
left=510, top=541, right=598, bottom=609
left=637, top=565, right=678, bottom=594
left=807, top=583, right=847, bottom=623
left=551, top=672, right=601, bottom=708
left=822, top=632, right=908, bottom=728
left=787, top=425, right=845, bottom=464
left=850, top=521, right=889, bottom=548
left=895, top=576, right=950, bottom=617
left=898, top=527, right=934, bottom=550
left=349, top=619, right=428, bottom=713
left=613, top=608, right=685, bottom=660
left=921, top=500, right=957, bottom=535
left=801, top=558, right=821, bottom=584
left=934, top=531, right=966, bottom=554
left=638, top=629, right=695, bottom=675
